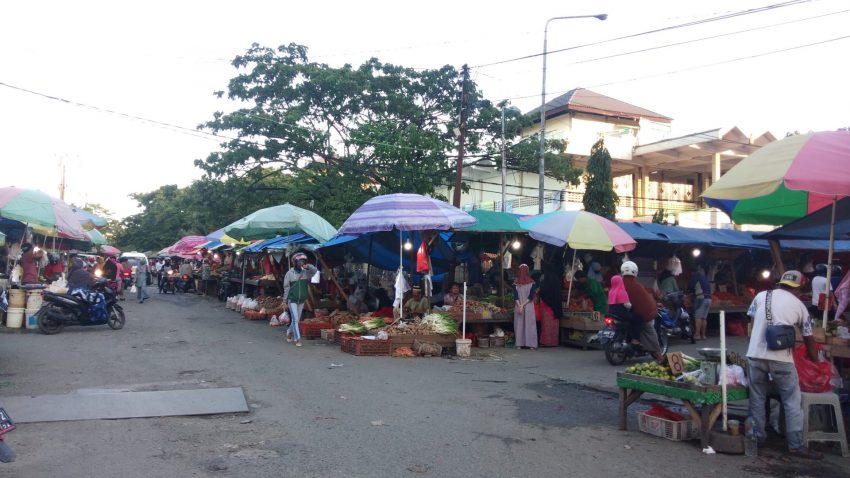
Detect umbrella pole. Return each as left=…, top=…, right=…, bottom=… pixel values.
left=500, top=233, right=505, bottom=303
left=565, top=249, right=577, bottom=309
left=399, top=231, right=404, bottom=322
left=241, top=255, right=247, bottom=296
left=823, top=196, right=837, bottom=329
left=366, top=236, right=373, bottom=290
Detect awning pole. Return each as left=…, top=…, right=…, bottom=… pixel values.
left=823, top=197, right=837, bottom=329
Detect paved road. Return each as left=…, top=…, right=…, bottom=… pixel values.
left=0, top=287, right=847, bottom=477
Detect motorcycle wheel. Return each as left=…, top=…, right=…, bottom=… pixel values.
left=657, top=326, right=670, bottom=356
left=107, top=307, right=126, bottom=330
left=36, top=306, right=64, bottom=335
left=684, top=320, right=696, bottom=344
left=604, top=333, right=628, bottom=366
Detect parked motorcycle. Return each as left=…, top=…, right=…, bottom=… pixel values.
left=36, top=279, right=125, bottom=335
left=659, top=291, right=695, bottom=344
left=160, top=270, right=177, bottom=294
left=0, top=407, right=16, bottom=463
left=598, top=313, right=669, bottom=366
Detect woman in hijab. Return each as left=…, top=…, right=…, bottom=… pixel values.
left=67, top=258, right=97, bottom=292
left=608, top=275, right=641, bottom=345
left=513, top=264, right=538, bottom=349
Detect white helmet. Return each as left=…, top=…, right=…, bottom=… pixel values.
left=621, top=261, right=638, bottom=277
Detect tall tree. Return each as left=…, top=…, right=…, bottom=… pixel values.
left=582, top=139, right=618, bottom=220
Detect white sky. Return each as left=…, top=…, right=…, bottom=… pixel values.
left=2, top=0, right=848, bottom=219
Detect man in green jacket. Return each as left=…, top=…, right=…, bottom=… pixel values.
left=283, top=252, right=318, bottom=347
left=574, top=270, right=607, bottom=315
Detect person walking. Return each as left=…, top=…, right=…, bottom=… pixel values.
left=834, top=268, right=850, bottom=320
left=135, top=258, right=150, bottom=303
left=282, top=252, right=317, bottom=347
left=513, top=264, right=538, bottom=349
left=746, top=270, right=822, bottom=460
left=688, top=264, right=712, bottom=340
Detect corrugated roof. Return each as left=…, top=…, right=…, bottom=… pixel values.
left=527, top=88, right=672, bottom=124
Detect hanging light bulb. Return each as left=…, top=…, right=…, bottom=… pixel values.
left=213, top=254, right=220, bottom=260
left=403, top=240, right=413, bottom=251
left=692, top=248, right=701, bottom=258
left=761, top=269, right=771, bottom=280
left=512, top=239, right=521, bottom=250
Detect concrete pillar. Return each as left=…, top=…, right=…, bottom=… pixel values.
left=632, top=168, right=641, bottom=217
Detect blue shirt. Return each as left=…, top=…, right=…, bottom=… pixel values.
left=688, top=272, right=711, bottom=299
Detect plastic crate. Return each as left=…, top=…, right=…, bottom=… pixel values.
left=346, top=338, right=392, bottom=356
left=637, top=412, right=699, bottom=441
left=300, top=321, right=333, bottom=339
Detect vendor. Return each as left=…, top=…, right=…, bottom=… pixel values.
left=574, top=270, right=607, bottom=315
left=404, top=287, right=430, bottom=318
left=443, top=282, right=462, bottom=307
left=19, top=243, right=44, bottom=285
left=658, top=269, right=679, bottom=296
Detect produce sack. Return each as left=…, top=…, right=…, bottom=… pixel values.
left=793, top=344, right=833, bottom=393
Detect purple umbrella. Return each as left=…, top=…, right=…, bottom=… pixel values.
left=337, top=194, right=476, bottom=235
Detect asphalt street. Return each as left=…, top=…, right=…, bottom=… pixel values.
left=0, top=287, right=847, bottom=477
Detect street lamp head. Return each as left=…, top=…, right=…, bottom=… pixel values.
left=595, top=14, right=608, bottom=21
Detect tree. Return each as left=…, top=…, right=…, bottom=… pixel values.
left=652, top=209, right=668, bottom=225
left=196, top=43, right=580, bottom=218
left=71, top=202, right=124, bottom=242
left=582, top=139, right=618, bottom=220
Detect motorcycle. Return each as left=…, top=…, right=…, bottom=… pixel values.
left=598, top=312, right=669, bottom=366
left=0, top=407, right=16, bottom=463
left=160, top=270, right=177, bottom=294
left=217, top=272, right=234, bottom=302
left=36, top=279, right=125, bottom=335
left=659, top=291, right=695, bottom=344
left=177, top=273, right=195, bottom=293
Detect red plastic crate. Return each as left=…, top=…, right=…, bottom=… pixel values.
left=345, top=338, right=392, bottom=356
left=300, top=321, right=333, bottom=339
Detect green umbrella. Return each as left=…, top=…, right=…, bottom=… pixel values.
left=87, top=228, right=108, bottom=245
left=224, top=203, right=337, bottom=243
left=0, top=231, right=5, bottom=247
left=457, top=209, right=525, bottom=233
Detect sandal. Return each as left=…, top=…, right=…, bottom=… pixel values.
left=295, top=341, right=303, bottom=347
left=788, top=447, right=823, bottom=460
left=286, top=333, right=293, bottom=343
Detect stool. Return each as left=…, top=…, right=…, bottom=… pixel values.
left=801, top=391, right=849, bottom=457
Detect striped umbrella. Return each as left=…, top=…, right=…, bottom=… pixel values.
left=0, top=187, right=88, bottom=240
left=704, top=130, right=850, bottom=326
left=337, top=194, right=476, bottom=235
left=520, top=210, right=636, bottom=252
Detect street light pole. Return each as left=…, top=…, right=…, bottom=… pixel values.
left=538, top=13, right=607, bottom=214
left=501, top=105, right=520, bottom=213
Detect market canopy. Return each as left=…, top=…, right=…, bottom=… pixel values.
left=757, top=196, right=850, bottom=241
left=205, top=227, right=249, bottom=246
left=99, top=245, right=121, bottom=257
left=224, top=204, right=337, bottom=243
left=0, top=231, right=5, bottom=247
left=71, top=207, right=108, bottom=230
left=165, top=236, right=208, bottom=257
left=86, top=228, right=108, bottom=246
left=456, top=209, right=525, bottom=233
left=0, top=187, right=89, bottom=240
left=336, top=194, right=476, bottom=236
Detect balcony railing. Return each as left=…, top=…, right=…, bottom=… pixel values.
left=465, top=190, right=700, bottom=215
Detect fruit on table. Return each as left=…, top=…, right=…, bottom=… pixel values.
left=625, top=362, right=676, bottom=381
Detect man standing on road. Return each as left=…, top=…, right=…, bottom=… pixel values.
left=136, top=258, right=151, bottom=303
left=746, top=270, right=821, bottom=460
left=282, top=252, right=317, bottom=347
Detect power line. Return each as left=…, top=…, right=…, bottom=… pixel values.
left=471, top=0, right=812, bottom=69
left=499, top=33, right=850, bottom=102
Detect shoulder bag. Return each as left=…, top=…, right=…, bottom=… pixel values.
left=764, top=290, right=796, bottom=350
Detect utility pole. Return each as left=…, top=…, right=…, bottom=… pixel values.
left=452, top=64, right=469, bottom=208
left=58, top=158, right=66, bottom=200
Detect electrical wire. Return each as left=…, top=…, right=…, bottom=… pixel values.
left=471, top=0, right=812, bottom=69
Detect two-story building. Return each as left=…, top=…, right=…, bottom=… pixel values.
left=440, top=88, right=776, bottom=227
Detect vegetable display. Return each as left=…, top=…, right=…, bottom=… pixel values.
left=338, top=320, right=367, bottom=334
left=625, top=362, right=676, bottom=381
left=421, top=313, right=458, bottom=336
left=363, top=317, right=386, bottom=330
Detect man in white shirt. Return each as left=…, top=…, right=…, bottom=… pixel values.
left=746, top=270, right=821, bottom=459
left=810, top=263, right=831, bottom=309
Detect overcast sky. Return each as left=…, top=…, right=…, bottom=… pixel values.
left=2, top=0, right=847, bottom=219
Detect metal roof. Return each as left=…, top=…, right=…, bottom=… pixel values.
left=527, top=88, right=672, bottom=124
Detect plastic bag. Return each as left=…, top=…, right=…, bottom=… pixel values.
left=645, top=403, right=686, bottom=422
left=725, top=364, right=748, bottom=387
left=279, top=310, right=291, bottom=326
left=416, top=242, right=429, bottom=273
left=269, top=315, right=280, bottom=327
left=793, top=344, right=833, bottom=393
left=130, top=285, right=137, bottom=294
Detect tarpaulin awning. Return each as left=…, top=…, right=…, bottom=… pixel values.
left=457, top=210, right=525, bottom=233
left=318, top=230, right=462, bottom=276
left=757, top=196, right=850, bottom=241
left=242, top=233, right=317, bottom=253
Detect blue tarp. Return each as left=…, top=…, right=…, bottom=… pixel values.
left=242, top=233, right=316, bottom=253
left=615, top=222, right=671, bottom=242
left=757, top=197, right=850, bottom=241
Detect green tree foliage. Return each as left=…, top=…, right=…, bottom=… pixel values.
left=582, top=139, right=618, bottom=220
left=652, top=208, right=668, bottom=224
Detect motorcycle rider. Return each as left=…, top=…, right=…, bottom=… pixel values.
left=158, top=260, right=172, bottom=293
left=620, top=261, right=665, bottom=363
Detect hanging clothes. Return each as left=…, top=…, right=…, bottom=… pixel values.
left=502, top=251, right=512, bottom=270
left=393, top=269, right=410, bottom=309
left=422, top=274, right=433, bottom=297
left=530, top=244, right=545, bottom=271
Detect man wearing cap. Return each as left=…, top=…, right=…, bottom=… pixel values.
left=746, top=270, right=821, bottom=459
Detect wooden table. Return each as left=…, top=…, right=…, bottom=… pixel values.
left=617, top=372, right=748, bottom=447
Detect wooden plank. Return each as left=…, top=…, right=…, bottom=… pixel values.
left=317, top=253, right=348, bottom=302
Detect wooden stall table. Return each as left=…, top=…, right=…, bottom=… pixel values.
left=559, top=311, right=602, bottom=350
left=616, top=372, right=748, bottom=447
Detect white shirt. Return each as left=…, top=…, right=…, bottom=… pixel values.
left=746, top=288, right=812, bottom=363
left=811, top=276, right=831, bottom=307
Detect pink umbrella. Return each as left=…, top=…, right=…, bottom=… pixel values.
left=165, top=236, right=208, bottom=256
left=99, top=245, right=121, bottom=257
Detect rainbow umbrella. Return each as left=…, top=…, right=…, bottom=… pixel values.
left=521, top=210, right=636, bottom=305
left=520, top=210, right=636, bottom=252
left=703, top=130, right=850, bottom=326
left=703, top=131, right=850, bottom=225
left=0, top=187, right=88, bottom=240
